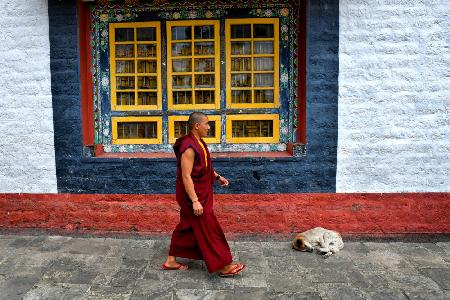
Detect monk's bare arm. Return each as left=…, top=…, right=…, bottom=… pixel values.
left=181, top=148, right=198, bottom=202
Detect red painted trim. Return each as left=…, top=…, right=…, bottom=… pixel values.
left=297, top=0, right=307, bottom=144
left=0, top=193, right=448, bottom=236
left=78, top=0, right=94, bottom=146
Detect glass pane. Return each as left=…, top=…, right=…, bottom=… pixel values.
left=115, top=28, right=134, bottom=42
left=172, top=59, right=191, bottom=72
left=254, top=90, right=274, bottom=103
left=194, top=42, right=214, bottom=55
left=137, top=92, right=157, bottom=105
left=116, top=45, right=134, bottom=58
left=253, top=24, right=274, bottom=38
left=231, top=90, right=251, bottom=104
left=137, top=61, right=156, bottom=73
left=172, top=26, right=191, bottom=40
left=117, top=122, right=157, bottom=139
left=116, top=61, right=134, bottom=74
left=232, top=120, right=273, bottom=138
left=231, top=42, right=251, bottom=55
left=137, top=44, right=156, bottom=57
left=254, top=41, right=274, bottom=54
left=230, top=25, right=251, bottom=38
left=195, top=74, right=214, bottom=88
left=173, top=91, right=192, bottom=104
left=194, top=25, right=214, bottom=39
left=231, top=58, right=251, bottom=71
left=254, top=57, right=274, bottom=71
left=194, top=59, right=214, bottom=72
left=254, top=74, right=274, bottom=87
left=172, top=43, right=191, bottom=56
left=174, top=121, right=190, bottom=138
left=116, top=76, right=135, bottom=90
left=231, top=74, right=251, bottom=87
left=195, top=90, right=215, bottom=104
left=137, top=76, right=157, bottom=89
left=172, top=75, right=192, bottom=88
left=116, top=92, right=135, bottom=105
left=137, top=27, right=156, bottom=41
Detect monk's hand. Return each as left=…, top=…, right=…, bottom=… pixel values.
left=192, top=200, right=203, bottom=216
left=218, top=176, right=229, bottom=187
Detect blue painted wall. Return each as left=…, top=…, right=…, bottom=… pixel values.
left=49, top=0, right=338, bottom=194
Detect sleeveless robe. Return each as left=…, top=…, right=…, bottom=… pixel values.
left=169, top=132, right=232, bottom=273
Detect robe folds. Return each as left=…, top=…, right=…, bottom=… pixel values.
left=169, top=132, right=232, bottom=273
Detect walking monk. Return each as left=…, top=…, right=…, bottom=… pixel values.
left=162, top=112, right=246, bottom=277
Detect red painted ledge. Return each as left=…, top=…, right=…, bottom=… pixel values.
left=0, top=193, right=448, bottom=237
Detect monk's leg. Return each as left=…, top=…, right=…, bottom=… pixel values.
left=168, top=210, right=203, bottom=261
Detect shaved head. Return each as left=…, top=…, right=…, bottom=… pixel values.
left=188, top=112, right=207, bottom=130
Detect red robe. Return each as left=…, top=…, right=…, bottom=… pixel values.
left=169, top=132, right=232, bottom=273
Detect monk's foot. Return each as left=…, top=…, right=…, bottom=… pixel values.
left=218, top=263, right=246, bottom=277
left=162, top=261, right=188, bottom=270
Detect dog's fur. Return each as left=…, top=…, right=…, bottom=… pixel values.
left=292, top=227, right=344, bottom=258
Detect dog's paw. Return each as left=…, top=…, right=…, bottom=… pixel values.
left=322, top=252, right=332, bottom=258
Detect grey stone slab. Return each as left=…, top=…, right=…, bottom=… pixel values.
left=130, top=290, right=173, bottom=300
left=174, top=289, right=233, bottom=300
left=317, top=283, right=368, bottom=300
left=419, top=268, right=450, bottom=290
left=123, top=240, right=158, bottom=260
left=235, top=272, right=267, bottom=288
left=132, top=277, right=176, bottom=297
left=176, top=270, right=208, bottom=289
left=23, top=283, right=89, bottom=300
left=266, top=275, right=316, bottom=293
left=388, top=274, right=443, bottom=293
left=366, top=289, right=408, bottom=300
left=42, top=256, right=99, bottom=285
left=108, top=267, right=146, bottom=288
left=343, top=242, right=371, bottom=254
left=265, top=256, right=302, bottom=274
left=60, top=237, right=112, bottom=256
left=403, top=289, right=448, bottom=300
left=35, top=236, right=72, bottom=252
left=261, top=242, right=293, bottom=257
left=7, top=236, right=34, bottom=249
left=266, top=291, right=322, bottom=300
left=0, top=274, right=41, bottom=300
left=87, top=285, right=133, bottom=300
left=239, top=257, right=269, bottom=273
left=293, top=251, right=326, bottom=269
left=204, top=272, right=237, bottom=290
left=233, top=287, right=268, bottom=300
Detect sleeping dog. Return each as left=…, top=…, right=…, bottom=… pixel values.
left=292, top=227, right=344, bottom=258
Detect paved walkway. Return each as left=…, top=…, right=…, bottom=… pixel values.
left=0, top=234, right=449, bottom=300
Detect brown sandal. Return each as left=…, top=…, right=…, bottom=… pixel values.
left=162, top=262, right=188, bottom=270
left=218, top=263, right=246, bottom=277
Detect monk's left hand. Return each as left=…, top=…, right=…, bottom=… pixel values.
left=218, top=176, right=229, bottom=187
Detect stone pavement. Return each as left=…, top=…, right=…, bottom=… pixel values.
left=0, top=234, right=450, bottom=300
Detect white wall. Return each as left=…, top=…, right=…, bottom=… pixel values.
left=337, top=0, right=450, bottom=192
left=0, top=0, right=57, bottom=193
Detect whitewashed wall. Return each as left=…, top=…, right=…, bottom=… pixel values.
left=0, top=0, right=57, bottom=193
left=337, top=0, right=450, bottom=192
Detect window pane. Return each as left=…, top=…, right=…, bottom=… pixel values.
left=173, top=91, right=192, bottom=104
left=231, top=58, right=251, bottom=71
left=254, top=41, right=274, bottom=54
left=137, top=44, right=156, bottom=58
left=137, top=92, right=157, bottom=105
left=115, top=28, right=134, bottom=42
left=116, top=61, right=134, bottom=74
left=172, top=59, right=191, bottom=72
left=232, top=120, right=273, bottom=138
left=194, top=42, right=214, bottom=55
left=194, top=59, right=214, bottom=72
left=254, top=90, right=274, bottom=103
left=117, top=122, right=158, bottom=139
left=231, top=42, right=251, bottom=55
left=137, top=61, right=156, bottom=73
left=231, top=74, right=251, bottom=87
left=195, top=90, right=215, bottom=104
left=172, top=26, right=191, bottom=40
left=137, top=27, right=156, bottom=41
left=253, top=24, right=274, bottom=38
left=137, top=76, right=157, bottom=89
left=231, top=90, right=251, bottom=103
left=254, top=73, right=274, bottom=87
left=195, top=74, right=214, bottom=88
left=194, top=25, right=214, bottom=39
left=172, top=43, right=191, bottom=56
left=172, top=75, right=192, bottom=88
left=116, top=45, right=134, bottom=58
left=116, top=92, right=135, bottom=105
left=116, top=76, right=135, bottom=90
left=231, top=24, right=251, bottom=38
left=254, top=57, right=274, bottom=71
left=174, top=121, right=190, bottom=138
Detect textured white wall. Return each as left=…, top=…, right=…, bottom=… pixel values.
left=337, top=0, right=450, bottom=192
left=0, top=0, right=57, bottom=193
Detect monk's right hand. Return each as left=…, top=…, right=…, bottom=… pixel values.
left=193, top=201, right=203, bottom=216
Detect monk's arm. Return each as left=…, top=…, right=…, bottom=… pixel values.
left=181, top=148, right=198, bottom=202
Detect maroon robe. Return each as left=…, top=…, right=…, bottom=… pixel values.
left=169, top=132, right=232, bottom=273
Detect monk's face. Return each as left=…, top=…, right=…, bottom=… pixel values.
left=195, top=116, right=210, bottom=138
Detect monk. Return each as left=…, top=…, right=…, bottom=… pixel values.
left=162, top=112, right=246, bottom=277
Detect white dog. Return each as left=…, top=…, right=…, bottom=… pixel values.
left=292, top=227, right=344, bottom=258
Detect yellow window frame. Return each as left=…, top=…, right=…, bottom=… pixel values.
left=226, top=114, right=279, bottom=144
left=167, top=20, right=221, bottom=110
left=110, top=22, right=162, bottom=111
left=112, top=116, right=162, bottom=144
left=225, top=18, right=280, bottom=109
left=168, top=115, right=221, bottom=144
